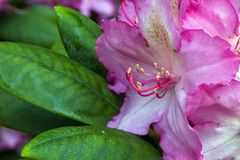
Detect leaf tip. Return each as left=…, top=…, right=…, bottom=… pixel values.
left=21, top=143, right=31, bottom=158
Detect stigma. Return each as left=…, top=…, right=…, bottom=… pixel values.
left=126, top=63, right=176, bottom=99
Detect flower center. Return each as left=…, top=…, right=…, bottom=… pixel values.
left=121, top=0, right=140, bottom=29
left=126, top=63, right=176, bottom=99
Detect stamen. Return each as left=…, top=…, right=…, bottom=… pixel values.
left=127, top=71, right=159, bottom=92
left=139, top=68, right=145, bottom=74
left=165, top=70, right=170, bottom=78
left=136, top=81, right=142, bottom=88
left=127, top=67, right=132, bottom=77
left=160, top=67, right=165, bottom=75
left=138, top=91, right=156, bottom=97
left=126, top=63, right=176, bottom=99
left=156, top=72, right=161, bottom=79
left=141, top=79, right=158, bottom=85
left=121, top=0, right=140, bottom=29
left=135, top=17, right=139, bottom=25
left=135, top=64, right=146, bottom=74
left=155, top=89, right=168, bottom=99
left=135, top=64, right=140, bottom=70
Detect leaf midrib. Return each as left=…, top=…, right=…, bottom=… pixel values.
left=25, top=132, right=139, bottom=149
left=0, top=46, right=119, bottom=111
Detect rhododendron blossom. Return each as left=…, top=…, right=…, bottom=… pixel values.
left=180, top=0, right=240, bottom=159
left=29, top=0, right=116, bottom=17
left=96, top=0, right=239, bottom=159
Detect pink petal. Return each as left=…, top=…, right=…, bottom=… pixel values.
left=81, top=0, right=116, bottom=16
left=107, top=72, right=127, bottom=94
left=134, top=0, right=181, bottom=50
left=108, top=81, right=127, bottom=95
left=181, top=0, right=239, bottom=39
left=96, top=19, right=171, bottom=85
left=230, top=0, right=240, bottom=14
left=29, top=0, right=116, bottom=17
left=178, top=30, right=239, bottom=93
left=153, top=89, right=202, bottom=160
left=108, top=89, right=173, bottom=135
left=118, top=0, right=138, bottom=26
left=187, top=81, right=240, bottom=159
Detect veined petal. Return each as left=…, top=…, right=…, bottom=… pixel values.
left=134, top=0, right=181, bottom=50
left=96, top=19, right=172, bottom=85
left=118, top=0, right=138, bottom=26
left=230, top=0, right=240, bottom=14
left=181, top=0, right=239, bottom=39
left=187, top=81, right=240, bottom=159
left=178, top=30, right=239, bottom=93
left=153, top=89, right=202, bottom=160
left=107, top=89, right=172, bottom=135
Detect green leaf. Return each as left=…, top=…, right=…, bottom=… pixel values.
left=22, top=126, right=162, bottom=160
left=55, top=6, right=107, bottom=76
left=0, top=5, right=59, bottom=48
left=0, top=88, right=81, bottom=135
left=51, top=40, right=68, bottom=57
left=0, top=42, right=119, bottom=125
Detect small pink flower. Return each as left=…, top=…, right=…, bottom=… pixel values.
left=96, top=0, right=239, bottom=159
left=0, top=127, right=29, bottom=152
left=29, top=0, right=116, bottom=17
left=79, top=0, right=116, bottom=17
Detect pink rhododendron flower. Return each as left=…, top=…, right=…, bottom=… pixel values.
left=179, top=0, right=240, bottom=159
left=96, top=0, right=239, bottom=159
left=29, top=0, right=116, bottom=17
left=0, top=127, right=29, bottom=152
left=187, top=81, right=240, bottom=159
